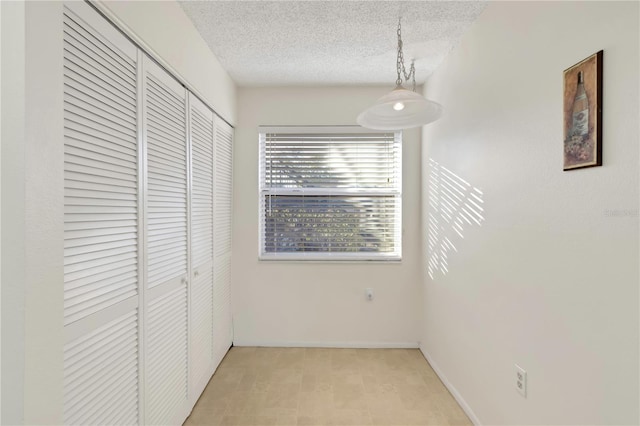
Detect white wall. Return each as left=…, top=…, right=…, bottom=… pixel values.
left=0, top=1, right=236, bottom=423
left=98, top=0, right=237, bottom=126
left=0, top=3, right=2, bottom=419
left=22, top=2, right=65, bottom=423
left=1, top=3, right=64, bottom=423
left=1, top=2, right=27, bottom=423
left=233, top=86, right=422, bottom=347
left=420, top=1, right=639, bottom=425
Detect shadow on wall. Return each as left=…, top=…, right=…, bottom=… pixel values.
left=427, top=158, right=485, bottom=279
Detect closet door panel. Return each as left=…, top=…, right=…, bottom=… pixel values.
left=142, top=55, right=190, bottom=425
left=212, top=252, right=232, bottom=367
left=190, top=262, right=213, bottom=391
left=63, top=311, right=139, bottom=426
left=63, top=5, right=139, bottom=326
left=146, top=286, right=188, bottom=426
left=213, top=119, right=234, bottom=365
left=144, top=58, right=188, bottom=291
left=214, top=120, right=233, bottom=256
left=189, top=94, right=215, bottom=393
left=62, top=2, right=140, bottom=424
left=190, top=101, right=214, bottom=269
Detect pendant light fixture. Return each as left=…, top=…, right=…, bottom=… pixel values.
left=357, top=19, right=443, bottom=130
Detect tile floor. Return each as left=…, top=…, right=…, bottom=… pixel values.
left=184, top=347, right=471, bottom=426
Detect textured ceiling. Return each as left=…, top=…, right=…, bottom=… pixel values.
left=179, top=1, right=486, bottom=87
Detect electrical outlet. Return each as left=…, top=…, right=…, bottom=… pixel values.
left=515, top=364, right=527, bottom=397
left=365, top=288, right=374, bottom=301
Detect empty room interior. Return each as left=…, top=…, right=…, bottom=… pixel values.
left=1, top=0, right=638, bottom=425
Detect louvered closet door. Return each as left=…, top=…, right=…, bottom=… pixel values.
left=188, top=94, right=215, bottom=396
left=62, top=2, right=141, bottom=425
left=142, top=56, right=190, bottom=426
left=213, top=118, right=234, bottom=367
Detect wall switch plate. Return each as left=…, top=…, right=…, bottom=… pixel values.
left=365, top=288, right=374, bottom=301
left=515, top=364, right=527, bottom=397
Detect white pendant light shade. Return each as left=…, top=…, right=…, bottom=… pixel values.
left=357, top=86, right=443, bottom=130
left=357, top=19, right=444, bottom=131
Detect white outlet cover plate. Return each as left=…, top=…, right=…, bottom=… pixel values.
left=365, top=288, right=374, bottom=300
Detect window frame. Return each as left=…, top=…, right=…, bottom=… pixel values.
left=258, top=126, right=402, bottom=262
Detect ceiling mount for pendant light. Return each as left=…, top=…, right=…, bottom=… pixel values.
left=357, top=19, right=443, bottom=130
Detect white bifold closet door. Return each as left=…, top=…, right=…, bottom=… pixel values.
left=62, top=1, right=141, bottom=424
left=188, top=95, right=216, bottom=396
left=213, top=118, right=234, bottom=367
left=142, top=55, right=190, bottom=426
left=61, top=2, right=232, bottom=425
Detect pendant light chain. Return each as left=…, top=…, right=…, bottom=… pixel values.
left=396, top=18, right=416, bottom=92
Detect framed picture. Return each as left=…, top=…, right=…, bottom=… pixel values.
left=563, top=50, right=603, bottom=170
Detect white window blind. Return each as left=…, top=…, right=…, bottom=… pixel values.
left=259, top=126, right=402, bottom=261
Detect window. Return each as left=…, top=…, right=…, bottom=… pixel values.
left=259, top=126, right=402, bottom=261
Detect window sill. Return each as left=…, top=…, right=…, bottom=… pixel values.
left=258, top=254, right=402, bottom=263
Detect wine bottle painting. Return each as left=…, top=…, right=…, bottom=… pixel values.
left=563, top=50, right=603, bottom=170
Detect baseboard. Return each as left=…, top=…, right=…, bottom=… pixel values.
left=420, top=346, right=482, bottom=426
left=232, top=340, right=420, bottom=349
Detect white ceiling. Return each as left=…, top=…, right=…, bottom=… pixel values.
left=178, top=1, right=487, bottom=87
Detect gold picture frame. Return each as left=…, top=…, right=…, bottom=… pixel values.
left=563, top=50, right=603, bottom=170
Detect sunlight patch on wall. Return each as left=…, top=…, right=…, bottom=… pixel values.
left=427, top=158, right=485, bottom=279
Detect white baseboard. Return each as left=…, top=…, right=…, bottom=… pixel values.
left=232, top=340, right=420, bottom=349
left=420, top=346, right=482, bottom=426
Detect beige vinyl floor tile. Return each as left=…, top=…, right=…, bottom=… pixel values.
left=184, top=347, right=471, bottom=426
